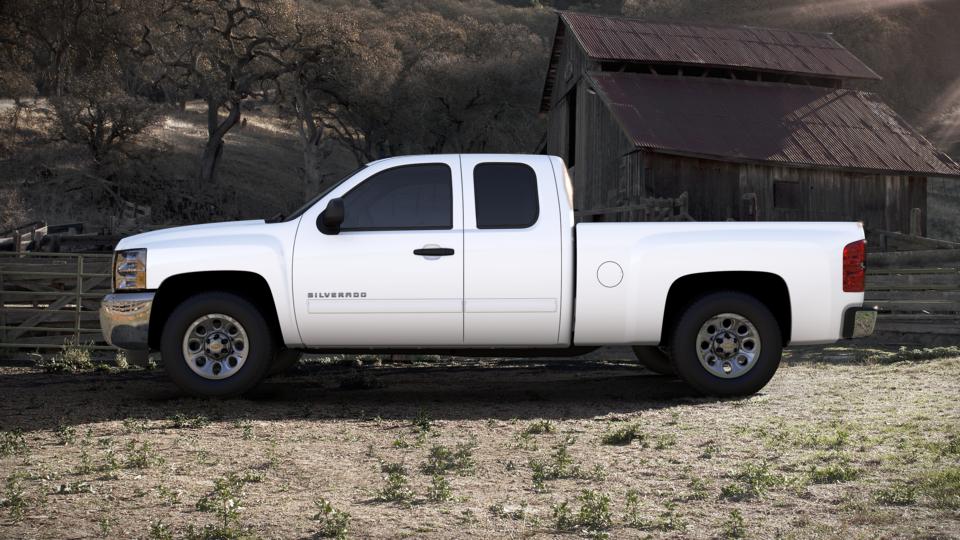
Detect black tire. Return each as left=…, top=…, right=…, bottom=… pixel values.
left=631, top=346, right=675, bottom=375
left=669, top=291, right=782, bottom=397
left=160, top=292, right=275, bottom=398
left=268, top=348, right=303, bottom=376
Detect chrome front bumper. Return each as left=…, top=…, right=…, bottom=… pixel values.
left=842, top=307, right=878, bottom=339
left=100, top=292, right=154, bottom=350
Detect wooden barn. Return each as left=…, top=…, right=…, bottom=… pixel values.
left=540, top=12, right=960, bottom=233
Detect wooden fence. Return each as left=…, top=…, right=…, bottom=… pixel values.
left=1, top=248, right=958, bottom=352
left=0, top=252, right=114, bottom=350
left=866, top=249, right=960, bottom=344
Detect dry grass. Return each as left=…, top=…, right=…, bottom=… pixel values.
left=0, top=346, right=958, bottom=538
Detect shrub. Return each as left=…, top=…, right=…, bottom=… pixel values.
left=721, top=509, right=748, bottom=539
left=522, top=420, right=555, bottom=435
left=427, top=474, right=452, bottom=502
left=36, top=340, right=94, bottom=373
left=721, top=462, right=784, bottom=501
left=313, top=498, right=350, bottom=539
left=420, top=442, right=476, bottom=475
left=376, top=463, right=414, bottom=504
left=600, top=423, right=645, bottom=446
left=0, top=430, right=27, bottom=457
left=874, top=483, right=917, bottom=506
left=553, top=490, right=612, bottom=538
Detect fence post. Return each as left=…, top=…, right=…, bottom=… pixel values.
left=75, top=255, right=83, bottom=344
left=0, top=263, right=5, bottom=346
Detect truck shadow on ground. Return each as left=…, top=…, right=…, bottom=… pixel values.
left=0, top=356, right=727, bottom=431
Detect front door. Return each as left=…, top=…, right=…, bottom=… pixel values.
left=292, top=156, right=464, bottom=347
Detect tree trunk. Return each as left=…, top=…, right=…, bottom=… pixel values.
left=198, top=99, right=241, bottom=185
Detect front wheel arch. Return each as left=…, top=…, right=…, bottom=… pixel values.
left=149, top=271, right=282, bottom=350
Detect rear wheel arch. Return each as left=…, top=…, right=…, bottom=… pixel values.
left=660, top=271, right=791, bottom=346
left=148, top=271, right=283, bottom=350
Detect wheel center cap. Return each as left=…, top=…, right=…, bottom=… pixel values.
left=205, top=332, right=231, bottom=358
left=715, top=333, right=738, bottom=357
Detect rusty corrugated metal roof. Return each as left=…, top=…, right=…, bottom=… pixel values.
left=562, top=12, right=881, bottom=80
left=587, top=72, right=960, bottom=177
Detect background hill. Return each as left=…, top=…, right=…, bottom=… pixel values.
left=1, top=0, right=957, bottom=239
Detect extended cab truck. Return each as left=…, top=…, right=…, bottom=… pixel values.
left=100, top=154, right=877, bottom=397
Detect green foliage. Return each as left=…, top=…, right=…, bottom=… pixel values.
left=194, top=472, right=258, bottom=538
left=427, top=474, right=453, bottom=503
left=1, top=473, right=28, bottom=521
left=808, top=462, right=860, bottom=484
left=36, top=340, right=94, bottom=373
left=169, top=413, right=210, bottom=429
left=720, top=462, right=784, bottom=501
left=624, top=492, right=686, bottom=532
left=921, top=467, right=960, bottom=509
left=529, top=436, right=585, bottom=492
left=522, top=420, right=555, bottom=435
left=0, top=430, right=28, bottom=457
left=874, top=483, right=917, bottom=506
left=148, top=520, right=174, bottom=540
left=376, top=463, right=414, bottom=504
left=420, top=442, right=476, bottom=475
left=313, top=497, right=350, bottom=539
left=721, top=509, right=748, bottom=539
left=553, top=489, right=612, bottom=539
left=125, top=440, right=162, bottom=469
left=412, top=409, right=432, bottom=434
left=55, top=422, right=77, bottom=445
left=600, top=423, right=646, bottom=446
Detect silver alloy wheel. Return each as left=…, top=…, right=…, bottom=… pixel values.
left=181, top=313, right=249, bottom=380
left=695, top=312, right=761, bottom=379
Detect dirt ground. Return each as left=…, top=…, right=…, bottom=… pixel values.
left=0, top=346, right=958, bottom=539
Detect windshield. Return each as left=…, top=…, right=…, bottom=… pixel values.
left=273, top=165, right=367, bottom=223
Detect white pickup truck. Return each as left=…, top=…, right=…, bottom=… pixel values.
left=100, top=154, right=876, bottom=397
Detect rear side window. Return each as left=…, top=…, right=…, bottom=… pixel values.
left=473, top=163, right=539, bottom=229
left=340, top=164, right=452, bottom=231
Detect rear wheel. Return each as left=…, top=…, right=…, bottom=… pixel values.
left=669, top=291, right=782, bottom=397
left=160, top=292, right=275, bottom=397
left=631, top=346, right=675, bottom=375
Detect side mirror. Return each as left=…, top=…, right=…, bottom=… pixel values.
left=317, top=198, right=345, bottom=234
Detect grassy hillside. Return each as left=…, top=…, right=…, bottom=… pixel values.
left=0, top=100, right=357, bottom=232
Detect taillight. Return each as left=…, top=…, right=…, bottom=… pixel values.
left=843, top=240, right=865, bottom=292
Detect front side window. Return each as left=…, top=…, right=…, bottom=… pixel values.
left=340, top=164, right=452, bottom=231
left=474, top=163, right=539, bottom=229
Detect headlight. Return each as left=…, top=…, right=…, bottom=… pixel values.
left=114, top=249, right=147, bottom=291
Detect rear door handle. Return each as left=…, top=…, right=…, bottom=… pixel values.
left=414, top=247, right=455, bottom=256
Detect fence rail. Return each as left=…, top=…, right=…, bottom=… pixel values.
left=1, top=247, right=958, bottom=352
left=865, top=249, right=960, bottom=343
left=0, top=252, right=114, bottom=350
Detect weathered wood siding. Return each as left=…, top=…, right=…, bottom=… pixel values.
left=549, top=27, right=593, bottom=111
left=570, top=82, right=637, bottom=218
left=636, top=153, right=927, bottom=233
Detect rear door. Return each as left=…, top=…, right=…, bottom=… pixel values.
left=461, top=155, right=563, bottom=346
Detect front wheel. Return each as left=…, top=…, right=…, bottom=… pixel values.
left=160, top=292, right=275, bottom=398
left=669, top=291, right=782, bottom=397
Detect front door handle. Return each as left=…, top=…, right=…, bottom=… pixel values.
left=414, top=247, right=455, bottom=256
